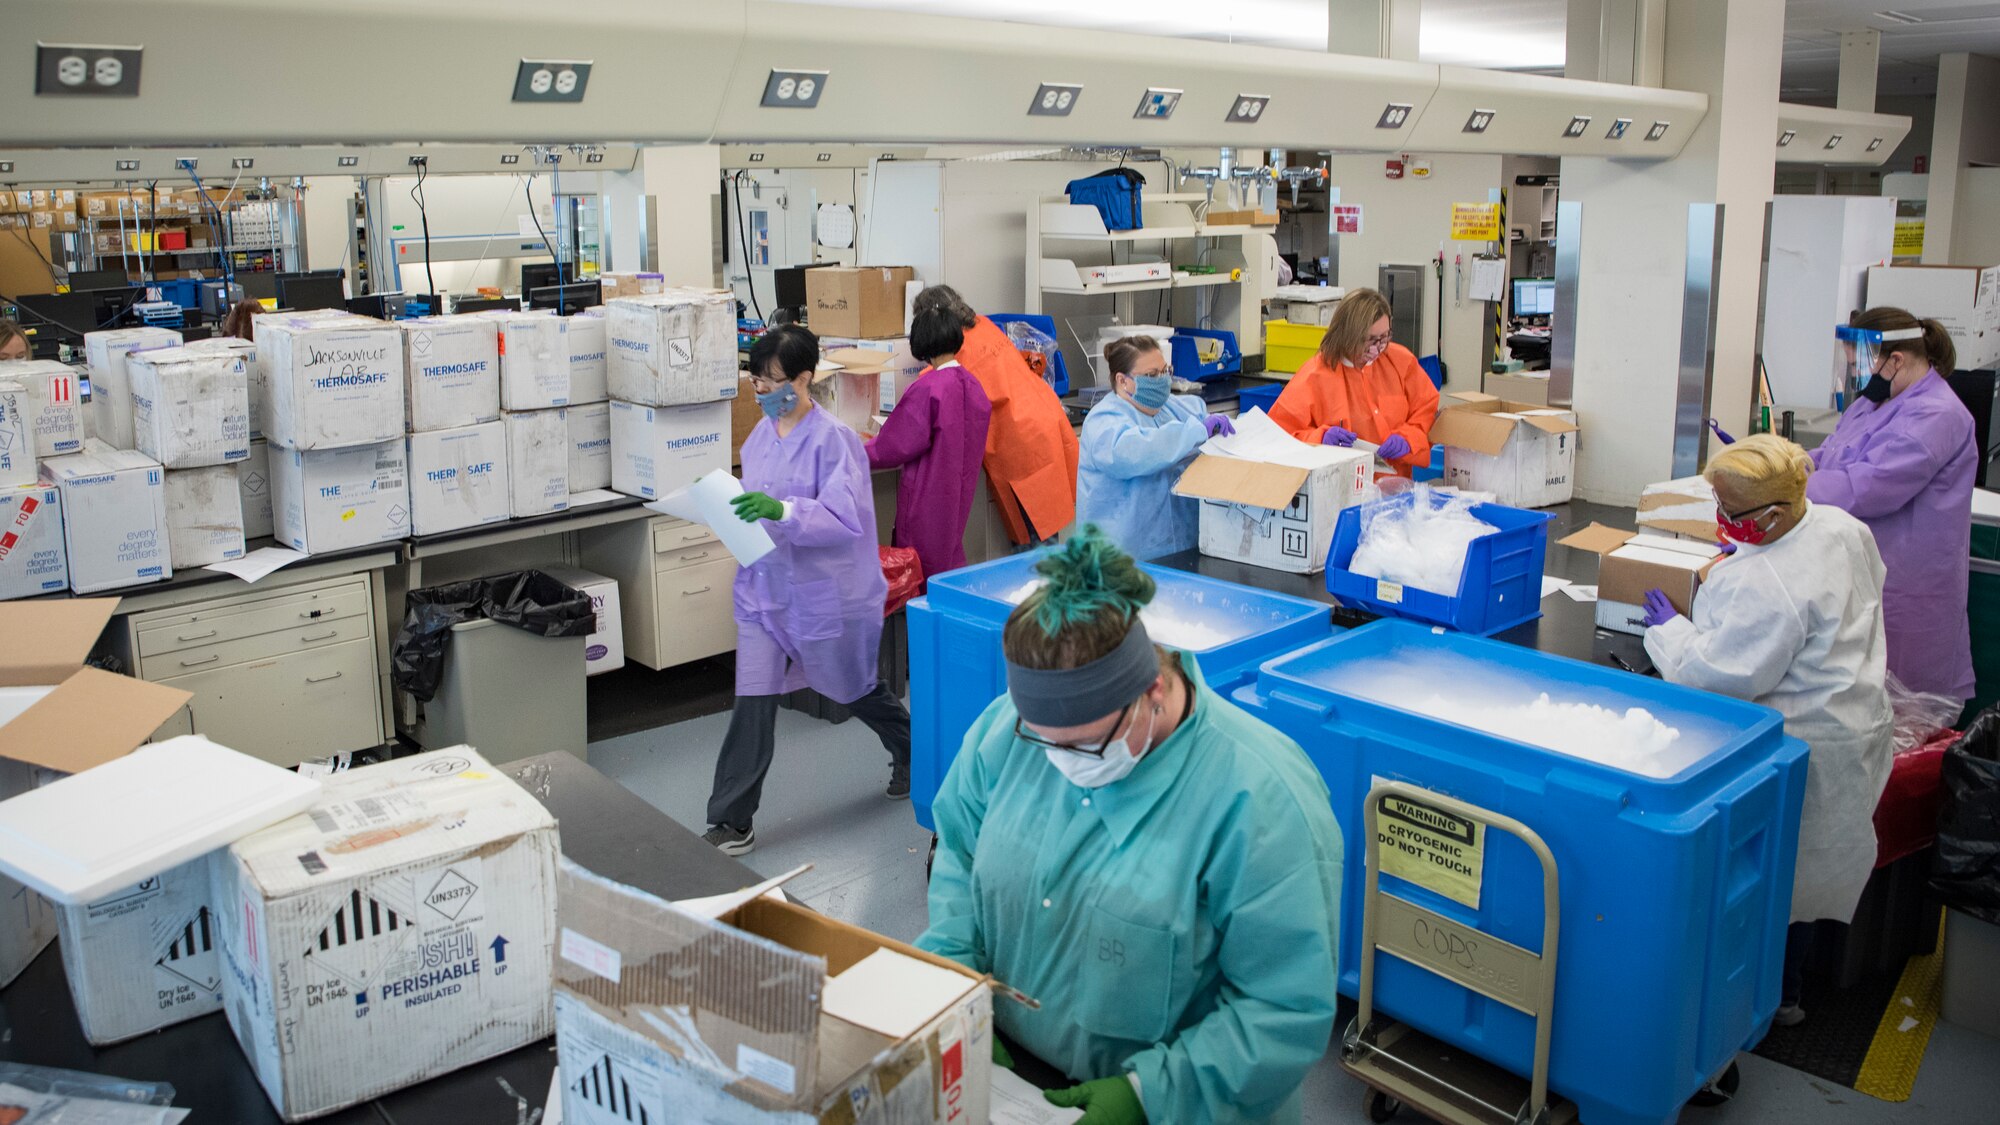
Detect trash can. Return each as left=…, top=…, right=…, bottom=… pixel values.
left=1932, top=706, right=2000, bottom=1034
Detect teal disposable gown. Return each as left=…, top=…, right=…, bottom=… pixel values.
left=1076, top=392, right=1209, bottom=560
left=917, top=659, right=1344, bottom=1124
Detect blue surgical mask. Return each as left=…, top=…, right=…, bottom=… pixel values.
left=757, top=383, right=799, bottom=420
left=1132, top=374, right=1172, bottom=410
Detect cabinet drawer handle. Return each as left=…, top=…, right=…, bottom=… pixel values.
left=300, top=630, right=339, bottom=643
left=682, top=532, right=708, bottom=542
left=680, top=585, right=712, bottom=596
left=678, top=550, right=711, bottom=563
left=305, top=671, right=344, bottom=684
left=178, top=655, right=221, bottom=668
left=177, top=629, right=218, bottom=643
left=300, top=609, right=329, bottom=620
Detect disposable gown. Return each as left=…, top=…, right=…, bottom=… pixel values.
left=734, top=405, right=886, bottom=706
left=959, top=316, right=1080, bottom=543
left=1644, top=503, right=1895, bottom=924
left=918, top=660, right=1344, bottom=1124
left=1806, top=370, right=1977, bottom=701
left=867, top=362, right=992, bottom=583
left=1076, top=391, right=1209, bottom=560
left=1267, top=344, right=1439, bottom=477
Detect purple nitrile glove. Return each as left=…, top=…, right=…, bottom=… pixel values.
left=1707, top=418, right=1736, bottom=445
left=1717, top=540, right=1737, bottom=556
left=1322, top=425, right=1358, bottom=447
left=1378, top=433, right=1412, bottom=461
left=1205, top=414, right=1235, bottom=438
left=1641, top=589, right=1679, bottom=628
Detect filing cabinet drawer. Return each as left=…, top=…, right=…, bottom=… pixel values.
left=656, top=542, right=728, bottom=574
left=161, top=638, right=381, bottom=766
left=140, top=619, right=362, bottom=681
left=652, top=519, right=718, bottom=555
left=652, top=558, right=738, bottom=668
left=136, top=581, right=369, bottom=658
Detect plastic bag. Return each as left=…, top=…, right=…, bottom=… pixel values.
left=1003, top=320, right=1059, bottom=385
left=0, top=1064, right=174, bottom=1108
left=1349, top=485, right=1499, bottom=597
left=881, top=546, right=924, bottom=615
left=391, top=571, right=596, bottom=703
left=1931, top=706, right=2000, bottom=925
left=1889, top=671, right=1964, bottom=754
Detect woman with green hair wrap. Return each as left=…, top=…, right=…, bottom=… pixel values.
left=917, top=528, right=1345, bottom=1125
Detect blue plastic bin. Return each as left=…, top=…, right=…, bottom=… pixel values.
left=1166, top=327, right=1241, bottom=382
left=1413, top=444, right=1444, bottom=483
left=1236, top=382, right=1283, bottom=416
left=907, top=552, right=1333, bottom=830
left=987, top=313, right=1070, bottom=396
left=1231, top=620, right=1807, bottom=1125
left=1325, top=491, right=1552, bottom=635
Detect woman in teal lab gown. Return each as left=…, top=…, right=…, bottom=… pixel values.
left=917, top=529, right=1344, bottom=1125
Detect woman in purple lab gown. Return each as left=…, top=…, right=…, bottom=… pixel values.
left=866, top=307, right=993, bottom=586
left=701, top=324, right=912, bottom=857
left=1809, top=307, right=1978, bottom=702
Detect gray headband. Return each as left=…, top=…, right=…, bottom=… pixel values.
left=1005, top=619, right=1158, bottom=727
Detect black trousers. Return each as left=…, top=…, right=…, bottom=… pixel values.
left=1782, top=922, right=1814, bottom=1007
left=705, top=682, right=911, bottom=832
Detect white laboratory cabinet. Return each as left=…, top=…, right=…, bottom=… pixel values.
left=579, top=516, right=738, bottom=671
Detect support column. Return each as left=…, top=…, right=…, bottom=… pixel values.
left=1923, top=53, right=2000, bottom=265
left=1568, top=0, right=1667, bottom=86
left=1328, top=0, right=1420, bottom=62
left=601, top=170, right=645, bottom=273
left=1838, top=30, right=1880, bottom=112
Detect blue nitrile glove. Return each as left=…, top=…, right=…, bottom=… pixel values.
left=1707, top=418, right=1735, bottom=445
left=1045, top=1076, right=1145, bottom=1125
left=731, top=491, right=783, bottom=523
left=1641, top=589, right=1679, bottom=628
left=1378, top=433, right=1412, bottom=461
left=993, top=1037, right=1015, bottom=1070
left=1321, top=425, right=1358, bottom=447
left=1204, top=414, right=1235, bottom=438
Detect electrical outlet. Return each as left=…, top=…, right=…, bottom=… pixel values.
left=1228, top=95, right=1270, bottom=123
left=337, top=155, right=360, bottom=167
left=1563, top=115, right=1592, bottom=138
left=1029, top=83, right=1082, bottom=117
left=1134, top=88, right=1182, bottom=120
left=1377, top=103, right=1413, bottom=130
left=1824, top=134, right=1844, bottom=150
left=37, top=43, right=143, bottom=96
left=500, top=154, right=520, bottom=165
left=513, top=59, right=591, bottom=103
left=409, top=155, right=428, bottom=167
left=1777, top=129, right=1797, bottom=147
left=1463, top=109, right=1495, bottom=134
left=1645, top=121, right=1671, bottom=141
left=762, top=70, right=828, bottom=108
left=1606, top=118, right=1633, bottom=140
left=175, top=157, right=199, bottom=170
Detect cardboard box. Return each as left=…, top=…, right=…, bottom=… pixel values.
left=83, top=327, right=186, bottom=453
left=1173, top=445, right=1373, bottom=574
left=41, top=442, right=172, bottom=592
left=1430, top=393, right=1578, bottom=509
left=553, top=860, right=991, bottom=1125
left=539, top=565, right=624, bottom=676
left=604, top=291, right=740, bottom=406
left=57, top=858, right=223, bottom=1045
left=0, top=359, right=85, bottom=457
left=810, top=356, right=882, bottom=435
left=1206, top=207, right=1280, bottom=227
left=804, top=267, right=916, bottom=340
left=567, top=315, right=608, bottom=405
left=1866, top=264, right=2000, bottom=370
left=237, top=439, right=274, bottom=540
left=1559, top=523, right=1724, bottom=635
left=270, top=440, right=410, bottom=554
left=567, top=401, right=611, bottom=492
left=1080, top=261, right=1172, bottom=286
left=128, top=347, right=252, bottom=469
left=1637, top=476, right=1719, bottom=541
left=176, top=335, right=258, bottom=440
left=401, top=316, right=502, bottom=433
left=609, top=400, right=731, bottom=500
left=211, top=749, right=558, bottom=1121
left=731, top=374, right=761, bottom=467
left=0, top=485, right=67, bottom=599
left=163, top=465, right=246, bottom=567
left=259, top=316, right=406, bottom=450
left=822, top=342, right=926, bottom=417
left=406, top=423, right=509, bottom=536
left=1282, top=300, right=1339, bottom=327
left=504, top=409, right=569, bottom=518
left=0, top=380, right=34, bottom=488
left=496, top=314, right=573, bottom=411
left=1484, top=371, right=1551, bottom=407
left=597, top=272, right=666, bottom=301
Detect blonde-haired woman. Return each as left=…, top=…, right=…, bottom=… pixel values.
left=1267, top=287, right=1439, bottom=476
left=1640, top=434, right=1892, bottom=1027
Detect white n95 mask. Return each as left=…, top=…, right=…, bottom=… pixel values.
left=1044, top=704, right=1158, bottom=789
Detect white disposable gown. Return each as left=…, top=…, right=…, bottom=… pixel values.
left=1644, top=503, right=1894, bottom=924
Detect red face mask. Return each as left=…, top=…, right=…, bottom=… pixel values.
left=1716, top=503, right=1780, bottom=545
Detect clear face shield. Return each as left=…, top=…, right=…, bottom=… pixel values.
left=1833, top=324, right=1923, bottom=405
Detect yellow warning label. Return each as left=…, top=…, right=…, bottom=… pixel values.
left=1893, top=218, right=1926, bottom=258
left=340, top=509, right=356, bottom=521
left=1377, top=788, right=1485, bottom=909
left=1450, top=203, right=1502, bottom=242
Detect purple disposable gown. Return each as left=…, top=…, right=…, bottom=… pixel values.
left=734, top=405, right=887, bottom=705
left=866, top=362, right=993, bottom=584
left=1807, top=370, right=1977, bottom=700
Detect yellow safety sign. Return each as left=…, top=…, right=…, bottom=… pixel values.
left=1450, top=202, right=1503, bottom=242
left=1376, top=785, right=1486, bottom=909
left=1893, top=218, right=1926, bottom=258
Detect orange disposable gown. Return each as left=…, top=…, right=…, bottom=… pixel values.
left=957, top=316, right=1080, bottom=542
left=1267, top=344, right=1440, bottom=477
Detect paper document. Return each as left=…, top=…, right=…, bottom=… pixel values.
left=204, top=546, right=308, bottom=584
left=1469, top=257, right=1507, bottom=302
left=567, top=488, right=624, bottom=507
left=674, top=863, right=811, bottom=920
left=646, top=470, right=775, bottom=566
left=1541, top=576, right=1572, bottom=599
left=1561, top=584, right=1598, bottom=603
left=1200, top=408, right=1338, bottom=469
left=991, top=1068, right=1085, bottom=1125
left=822, top=947, right=978, bottom=1040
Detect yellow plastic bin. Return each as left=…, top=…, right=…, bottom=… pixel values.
left=1265, top=320, right=1324, bottom=373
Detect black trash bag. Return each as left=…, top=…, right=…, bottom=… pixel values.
left=1931, top=705, right=2000, bottom=925
left=391, top=571, right=596, bottom=704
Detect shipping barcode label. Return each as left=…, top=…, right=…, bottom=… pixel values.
left=737, top=1044, right=797, bottom=1095
left=560, top=927, right=622, bottom=983
left=309, top=792, right=421, bottom=834
left=1376, top=580, right=1405, bottom=604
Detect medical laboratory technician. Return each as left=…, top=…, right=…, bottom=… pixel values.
left=1809, top=308, right=1977, bottom=703
left=1268, top=287, right=1439, bottom=477
left=1075, top=335, right=1234, bottom=560
left=1641, top=435, right=1893, bottom=1027
left=918, top=529, right=1344, bottom=1124
left=0, top=319, right=29, bottom=361
left=865, top=306, right=992, bottom=585
left=702, top=324, right=912, bottom=858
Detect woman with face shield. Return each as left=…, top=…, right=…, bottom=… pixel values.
left=1074, top=335, right=1233, bottom=560
left=1267, top=287, right=1439, bottom=477
left=1811, top=307, right=1977, bottom=703
left=1639, top=435, right=1893, bottom=1027
left=917, top=529, right=1344, bottom=1125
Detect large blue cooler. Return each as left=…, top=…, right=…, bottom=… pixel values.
left=908, top=552, right=1332, bottom=830
left=1233, top=620, right=1808, bottom=1125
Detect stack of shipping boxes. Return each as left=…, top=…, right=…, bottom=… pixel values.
left=261, top=312, right=411, bottom=553
left=603, top=288, right=739, bottom=499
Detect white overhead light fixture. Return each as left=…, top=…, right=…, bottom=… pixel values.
left=1029, top=83, right=1082, bottom=117
left=1563, top=115, right=1592, bottom=138
left=1867, top=137, right=1884, bottom=152
left=1645, top=121, right=1671, bottom=141
left=1825, top=134, right=1844, bottom=149
left=1606, top=118, right=1632, bottom=140
left=1377, top=103, right=1412, bottom=129
left=1876, top=11, right=1925, bottom=24
left=761, top=70, right=828, bottom=108
left=1134, top=87, right=1181, bottom=120
left=1228, top=94, right=1270, bottom=122
left=1777, top=129, right=1797, bottom=146
left=1463, top=109, right=1495, bottom=134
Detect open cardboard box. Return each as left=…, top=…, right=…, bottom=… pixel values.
left=1559, top=523, right=1724, bottom=635
left=1429, top=392, right=1578, bottom=508
left=1637, top=475, right=1720, bottom=541
left=554, top=859, right=993, bottom=1124
left=1173, top=412, right=1372, bottom=574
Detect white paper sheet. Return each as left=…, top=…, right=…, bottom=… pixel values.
left=1199, top=407, right=1345, bottom=470
left=204, top=546, right=308, bottom=584
left=542, top=1068, right=564, bottom=1125
left=567, top=488, right=625, bottom=507
left=645, top=470, right=775, bottom=566
left=1561, top=584, right=1599, bottom=603
left=1541, top=576, right=1572, bottom=599
left=821, top=948, right=978, bottom=1040
left=991, top=1068, right=1085, bottom=1125
left=1469, top=257, right=1508, bottom=302
left=673, top=864, right=811, bottom=920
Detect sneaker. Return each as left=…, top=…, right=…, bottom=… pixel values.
left=702, top=824, right=756, bottom=856
left=885, top=776, right=911, bottom=801
left=1772, top=1003, right=1805, bottom=1028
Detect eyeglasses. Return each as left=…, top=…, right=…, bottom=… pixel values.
left=1720, top=500, right=1787, bottom=521
left=1129, top=365, right=1174, bottom=379
left=749, top=373, right=791, bottom=393
left=1014, top=701, right=1133, bottom=759
left=1364, top=333, right=1393, bottom=350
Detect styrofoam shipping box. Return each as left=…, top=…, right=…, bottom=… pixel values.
left=0, top=360, right=84, bottom=457
left=0, top=380, right=33, bottom=488
left=819, top=337, right=925, bottom=413
left=57, top=857, right=222, bottom=1045
left=181, top=336, right=263, bottom=440
left=210, top=749, right=558, bottom=1121
left=496, top=315, right=573, bottom=411
left=567, top=401, right=611, bottom=492
left=1866, top=264, right=2000, bottom=370
left=1173, top=444, right=1373, bottom=574
left=400, top=316, right=502, bottom=433
left=270, top=440, right=410, bottom=554
left=1429, top=394, right=1578, bottom=509
left=163, top=466, right=246, bottom=568
left=603, top=290, right=740, bottom=407
left=407, top=422, right=509, bottom=536
left=83, top=327, right=183, bottom=450
left=566, top=315, right=608, bottom=405
left=608, top=400, right=732, bottom=500
left=504, top=409, right=569, bottom=517
left=259, top=316, right=406, bottom=450
left=128, top=347, right=252, bottom=469
left=539, top=565, right=623, bottom=676
left=238, top=439, right=274, bottom=540
left=41, top=441, right=171, bottom=592
left=1637, top=476, right=1719, bottom=541
left=0, top=485, right=67, bottom=599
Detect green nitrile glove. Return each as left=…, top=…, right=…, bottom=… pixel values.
left=993, top=1037, right=1015, bottom=1070
left=1044, top=1075, right=1145, bottom=1125
left=731, top=491, right=783, bottom=523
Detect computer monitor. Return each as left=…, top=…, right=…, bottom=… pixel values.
left=527, top=281, right=601, bottom=312
left=277, top=270, right=346, bottom=312
left=1511, top=277, right=1556, bottom=318
left=65, top=269, right=129, bottom=293
left=237, top=272, right=279, bottom=302
left=520, top=262, right=563, bottom=296
left=772, top=263, right=836, bottom=312
left=452, top=296, right=519, bottom=315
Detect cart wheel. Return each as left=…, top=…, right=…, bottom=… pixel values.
left=1365, top=1089, right=1403, bottom=1122
left=1689, top=1061, right=1741, bottom=1108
